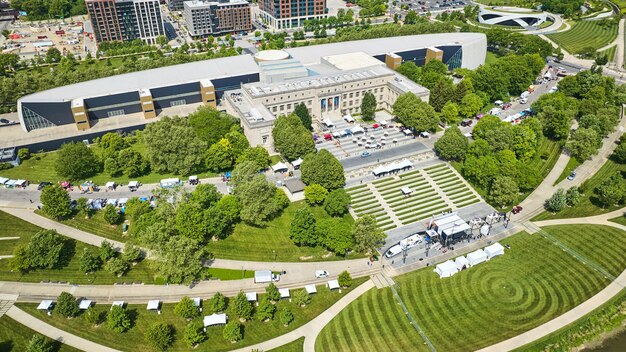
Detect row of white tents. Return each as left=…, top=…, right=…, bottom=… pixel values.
left=372, top=159, right=413, bottom=177
left=434, top=242, right=505, bottom=278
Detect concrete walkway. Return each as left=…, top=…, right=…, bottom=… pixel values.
left=6, top=305, right=120, bottom=352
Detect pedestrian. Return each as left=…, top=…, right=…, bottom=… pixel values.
left=360, top=180, right=363, bottom=184
left=29, top=199, right=33, bottom=204
left=382, top=264, right=385, bottom=269
left=391, top=260, right=394, bottom=264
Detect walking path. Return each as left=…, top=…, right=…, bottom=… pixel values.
left=6, top=305, right=121, bottom=352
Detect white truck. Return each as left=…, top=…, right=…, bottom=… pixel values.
left=254, top=270, right=280, bottom=283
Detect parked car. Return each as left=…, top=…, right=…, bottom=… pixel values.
left=315, top=270, right=329, bottom=278
left=512, top=205, right=523, bottom=214
left=567, top=171, right=576, bottom=181
left=460, top=119, right=473, bottom=127
left=37, top=182, right=52, bottom=190
left=361, top=151, right=371, bottom=158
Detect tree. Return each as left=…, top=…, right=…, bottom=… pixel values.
left=206, top=139, right=235, bottom=171
left=118, top=149, right=149, bottom=177
left=294, top=103, right=313, bottom=130
left=223, top=321, right=242, bottom=343
left=338, top=270, right=353, bottom=288
left=79, top=248, right=102, bottom=273
left=183, top=320, right=207, bottom=347
left=352, top=215, right=386, bottom=254
left=189, top=184, right=222, bottom=208
left=429, top=78, right=454, bottom=112
left=566, top=128, right=601, bottom=161
left=266, top=282, right=281, bottom=302
left=208, top=292, right=227, bottom=314
left=9, top=244, right=31, bottom=272
left=236, top=146, right=271, bottom=169
left=280, top=308, right=294, bottom=326
left=434, top=126, right=469, bottom=161
left=175, top=296, right=200, bottom=320
left=100, top=240, right=117, bottom=262
left=440, top=101, right=461, bottom=125
left=107, top=305, right=132, bottom=333
left=292, top=289, right=311, bottom=307
left=272, top=114, right=315, bottom=161
left=105, top=257, right=129, bottom=277
left=122, top=244, right=142, bottom=263
left=26, top=230, right=68, bottom=269
left=46, top=47, right=62, bottom=63
left=360, top=92, right=377, bottom=120
left=488, top=176, right=519, bottom=208
left=566, top=187, right=580, bottom=207
left=324, top=189, right=351, bottom=217
left=459, top=93, right=483, bottom=119
left=614, top=140, right=626, bottom=163
left=83, top=307, right=104, bottom=326
left=393, top=93, right=438, bottom=132
left=55, top=292, right=79, bottom=318
left=188, top=106, right=237, bottom=145
left=231, top=160, right=262, bottom=188
left=100, top=132, right=127, bottom=161
left=546, top=188, right=567, bottom=212
left=143, top=117, right=206, bottom=174
left=26, top=334, right=53, bottom=352
left=40, top=184, right=71, bottom=220
left=145, top=322, right=174, bottom=352
left=290, top=207, right=317, bottom=246
left=595, top=174, right=625, bottom=207
left=54, top=142, right=100, bottom=180
left=304, top=184, right=328, bottom=205
left=153, top=236, right=209, bottom=284
left=317, top=218, right=354, bottom=255
left=235, top=175, right=286, bottom=226
left=76, top=197, right=92, bottom=218
left=300, top=150, right=345, bottom=190
left=256, top=296, right=276, bottom=321
left=104, top=204, right=121, bottom=225
left=233, top=291, right=254, bottom=321
left=175, top=202, right=209, bottom=243
left=404, top=10, right=418, bottom=24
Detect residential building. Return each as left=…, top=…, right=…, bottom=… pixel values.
left=166, top=0, right=186, bottom=10
left=183, top=0, right=252, bottom=37
left=257, top=0, right=327, bottom=30
left=86, top=0, right=164, bottom=45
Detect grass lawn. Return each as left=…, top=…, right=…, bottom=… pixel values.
left=36, top=209, right=125, bottom=243
left=268, top=337, right=305, bottom=352
left=0, top=315, right=81, bottom=352
left=17, top=278, right=367, bottom=352
left=599, top=44, right=617, bottom=62
left=554, top=156, right=581, bottom=186
left=609, top=215, right=626, bottom=226
left=316, top=224, right=626, bottom=352
left=208, top=201, right=362, bottom=262
left=0, top=210, right=43, bottom=255
left=546, top=20, right=618, bottom=54
left=533, top=159, right=626, bottom=220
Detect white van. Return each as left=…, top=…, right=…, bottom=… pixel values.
left=385, top=245, right=402, bottom=258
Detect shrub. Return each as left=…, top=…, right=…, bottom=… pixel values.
left=256, top=296, right=275, bottom=321
left=338, top=270, right=353, bottom=288
left=174, top=296, right=200, bottom=320
left=183, top=320, right=206, bottom=347
left=144, top=322, right=174, bottom=352
left=266, top=283, right=280, bottom=302
left=18, top=148, right=30, bottom=160
left=105, top=257, right=130, bottom=277
left=292, top=288, right=311, bottom=307
left=280, top=308, right=294, bottom=326
left=107, top=305, right=131, bottom=333
left=223, top=321, right=242, bottom=343
left=55, top=292, right=79, bottom=318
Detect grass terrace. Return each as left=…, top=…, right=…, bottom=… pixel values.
left=599, top=44, right=617, bottom=62
left=0, top=315, right=81, bottom=352
left=269, top=337, right=305, bottom=352
left=316, top=224, right=626, bottom=352
left=546, top=20, right=618, bottom=54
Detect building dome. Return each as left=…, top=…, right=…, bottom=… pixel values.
left=254, top=50, right=290, bottom=62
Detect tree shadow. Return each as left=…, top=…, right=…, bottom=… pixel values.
left=0, top=340, right=13, bottom=351
left=126, top=308, right=138, bottom=329
left=56, top=239, right=76, bottom=269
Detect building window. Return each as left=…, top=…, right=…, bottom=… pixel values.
left=287, top=103, right=291, bottom=109
left=280, top=105, right=284, bottom=111
left=107, top=109, right=125, bottom=117
left=170, top=99, right=186, bottom=107
left=262, top=135, right=268, bottom=144
left=272, top=106, right=277, bottom=112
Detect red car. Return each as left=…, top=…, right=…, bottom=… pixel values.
left=512, top=206, right=523, bottom=214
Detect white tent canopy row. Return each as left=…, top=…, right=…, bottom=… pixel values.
left=279, top=288, right=290, bottom=299
left=272, top=162, right=289, bottom=172
left=305, top=284, right=317, bottom=294
left=467, top=249, right=488, bottom=267
left=485, top=242, right=505, bottom=259
left=327, top=280, right=340, bottom=290
left=455, top=256, right=469, bottom=270
left=371, top=159, right=413, bottom=176
left=204, top=313, right=227, bottom=327
left=434, top=260, right=459, bottom=278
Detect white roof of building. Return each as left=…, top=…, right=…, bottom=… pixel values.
left=322, top=52, right=385, bottom=71
left=147, top=300, right=160, bottom=310
left=305, top=284, right=317, bottom=294
left=79, top=299, right=92, bottom=310
left=203, top=313, right=227, bottom=326
left=327, top=279, right=340, bottom=290
left=37, top=300, right=54, bottom=310
left=245, top=292, right=257, bottom=301
left=279, top=288, right=290, bottom=298
left=255, top=49, right=290, bottom=61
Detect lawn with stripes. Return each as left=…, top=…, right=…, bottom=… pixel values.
left=316, top=225, right=626, bottom=352
left=546, top=20, right=618, bottom=54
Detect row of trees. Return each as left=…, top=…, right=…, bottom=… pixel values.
left=10, top=0, right=87, bottom=20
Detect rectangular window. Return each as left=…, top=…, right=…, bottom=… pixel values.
left=107, top=109, right=125, bottom=117
left=170, top=99, right=186, bottom=107
left=262, top=135, right=268, bottom=144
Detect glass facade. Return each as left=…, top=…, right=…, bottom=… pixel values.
left=22, top=106, right=56, bottom=131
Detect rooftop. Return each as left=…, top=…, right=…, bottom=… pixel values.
left=321, top=52, right=384, bottom=71
left=184, top=0, right=249, bottom=8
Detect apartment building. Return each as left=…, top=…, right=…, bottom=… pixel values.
left=86, top=0, right=165, bottom=45
left=258, top=0, right=327, bottom=30
left=183, top=0, right=251, bottom=37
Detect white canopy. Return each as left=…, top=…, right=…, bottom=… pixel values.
left=5, top=180, right=16, bottom=187
left=372, top=166, right=388, bottom=176
left=480, top=224, right=490, bottom=236
left=118, top=198, right=128, bottom=205
left=401, top=186, right=412, bottom=195
left=105, top=181, right=116, bottom=188
left=403, top=129, right=413, bottom=135
left=380, top=119, right=388, bottom=125
left=15, top=179, right=27, bottom=187
left=455, top=256, right=470, bottom=270
left=467, top=249, right=488, bottom=267
left=279, top=288, right=290, bottom=298
left=372, top=159, right=414, bottom=176
left=272, top=162, right=289, bottom=172
left=111, top=301, right=125, bottom=309
left=0, top=177, right=8, bottom=184
left=245, top=292, right=257, bottom=302
left=350, top=126, right=364, bottom=134
left=79, top=300, right=92, bottom=310
left=292, top=158, right=303, bottom=167
left=189, top=175, right=198, bottom=181
left=107, top=199, right=118, bottom=206
left=327, top=279, right=340, bottom=290
left=305, top=284, right=317, bottom=294
left=37, top=300, right=53, bottom=310
left=147, top=300, right=160, bottom=310
left=434, top=260, right=459, bottom=278
left=193, top=298, right=201, bottom=307
left=343, top=114, right=355, bottom=123
left=485, top=242, right=505, bottom=259
left=160, top=178, right=180, bottom=187
left=323, top=118, right=334, bottom=127
left=128, top=181, right=139, bottom=188
left=203, top=313, right=227, bottom=326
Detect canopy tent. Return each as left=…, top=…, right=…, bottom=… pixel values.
left=480, top=224, right=490, bottom=236
left=371, top=159, right=414, bottom=176
left=111, top=301, right=125, bottom=309
left=106, top=199, right=118, bottom=206
left=494, top=100, right=503, bottom=105
left=0, top=177, right=8, bottom=185
left=279, top=288, right=290, bottom=299
left=350, top=126, right=365, bottom=134
left=380, top=120, right=388, bottom=126
left=37, top=300, right=54, bottom=310
left=467, top=249, right=488, bottom=267
left=147, top=300, right=160, bottom=310
left=118, top=198, right=128, bottom=206
left=272, top=162, right=289, bottom=173
left=403, top=129, right=413, bottom=136
left=455, top=256, right=470, bottom=270
left=305, top=284, right=317, bottom=294
left=485, top=242, right=505, bottom=259
left=160, top=178, right=180, bottom=188
left=189, top=175, right=198, bottom=182
left=401, top=186, right=412, bottom=195
left=128, top=181, right=140, bottom=188
left=192, top=298, right=201, bottom=307
left=343, top=114, right=355, bottom=123
left=15, top=180, right=28, bottom=188
left=4, top=179, right=16, bottom=187
left=327, top=279, right=340, bottom=290
left=323, top=118, right=334, bottom=127
left=203, top=313, right=227, bottom=327
left=434, top=260, right=459, bottom=278
left=78, top=299, right=92, bottom=310
left=372, top=165, right=388, bottom=177
left=291, top=158, right=303, bottom=169
left=105, top=181, right=116, bottom=189
left=245, top=292, right=257, bottom=302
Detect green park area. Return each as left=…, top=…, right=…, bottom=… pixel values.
left=546, top=20, right=618, bottom=55
left=269, top=337, right=305, bottom=352
left=0, top=315, right=81, bottom=352
left=16, top=278, right=367, bottom=352
left=316, top=224, right=626, bottom=352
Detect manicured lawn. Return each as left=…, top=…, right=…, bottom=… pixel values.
left=208, top=201, right=361, bottom=262
left=36, top=209, right=125, bottom=243
left=609, top=215, right=626, bottom=226
left=599, top=44, right=617, bottom=62
left=554, top=156, right=581, bottom=185
left=546, top=20, right=618, bottom=54
left=0, top=210, right=42, bottom=255
left=17, top=278, right=368, bottom=352
left=533, top=159, right=626, bottom=220
left=0, top=315, right=81, bottom=352
left=268, top=337, right=305, bottom=352
left=316, top=225, right=626, bottom=352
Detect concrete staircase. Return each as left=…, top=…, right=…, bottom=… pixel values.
left=371, top=272, right=395, bottom=289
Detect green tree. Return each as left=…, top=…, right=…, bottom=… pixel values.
left=294, top=103, right=313, bottom=130
left=352, top=215, right=386, bottom=254
left=566, top=187, right=580, bottom=207
left=76, top=197, right=92, bottom=218
left=54, top=141, right=100, bottom=180
left=266, top=282, right=281, bottom=302
left=434, top=126, right=469, bottom=161
left=208, top=292, right=227, bottom=314
left=317, top=218, right=353, bottom=255
left=236, top=146, right=271, bottom=169
left=145, top=322, right=174, bottom=352
left=207, top=195, right=242, bottom=239
left=104, top=204, right=121, bottom=225
left=122, top=244, right=142, bottom=263
left=26, top=334, right=53, bottom=352
left=79, top=248, right=102, bottom=273
left=429, top=78, right=454, bottom=112
left=256, top=296, right=276, bottom=321
left=566, top=128, right=601, bottom=161
left=272, top=114, right=315, bottom=161
left=100, top=132, right=127, bottom=161
left=55, top=291, right=79, bottom=318
left=9, top=244, right=31, bottom=272
left=175, top=202, right=209, bottom=243
left=83, top=307, right=104, bottom=326
left=459, top=93, right=483, bottom=119
left=613, top=140, right=626, bottom=163
left=152, top=236, right=209, bottom=284
left=99, top=240, right=117, bottom=262
left=104, top=157, right=120, bottom=176
left=105, top=257, right=129, bottom=277
left=595, top=174, right=625, bottom=207
left=290, top=207, right=317, bottom=246
left=440, top=101, right=460, bottom=125
left=223, top=321, right=242, bottom=342
left=404, top=10, right=418, bottom=24
left=188, top=106, right=237, bottom=145
left=488, top=176, right=519, bottom=208
left=190, top=184, right=222, bottom=208
left=338, top=270, right=353, bottom=288
left=304, top=184, right=328, bottom=205
left=175, top=296, right=200, bottom=320
left=233, top=291, right=254, bottom=321
left=324, top=188, right=351, bottom=217
left=235, top=175, right=286, bottom=226
left=546, top=188, right=567, bottom=212
left=206, top=139, right=235, bottom=172
left=118, top=149, right=149, bottom=177
left=26, top=230, right=68, bottom=269
left=393, top=92, right=438, bottom=132
left=40, top=184, right=71, bottom=220
left=280, top=308, right=294, bottom=326
left=300, top=150, right=345, bottom=190
left=183, top=320, right=207, bottom=347
left=46, top=47, right=62, bottom=63
left=107, top=305, right=132, bottom=333
left=360, top=92, right=377, bottom=120
left=292, top=289, right=311, bottom=307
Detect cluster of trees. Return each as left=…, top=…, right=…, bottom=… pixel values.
left=355, top=0, right=387, bottom=17
left=100, top=133, right=149, bottom=178
left=302, top=8, right=355, bottom=31
left=10, top=0, right=86, bottom=20
left=483, top=29, right=554, bottom=59
left=9, top=229, right=72, bottom=273
left=542, top=0, right=585, bottom=17
left=97, top=39, right=159, bottom=57
left=546, top=187, right=580, bottom=212
left=272, top=113, right=315, bottom=161
left=79, top=240, right=142, bottom=277
left=392, top=92, right=438, bottom=132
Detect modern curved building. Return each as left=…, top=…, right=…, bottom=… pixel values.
left=7, top=32, right=487, bottom=151
left=478, top=7, right=548, bottom=28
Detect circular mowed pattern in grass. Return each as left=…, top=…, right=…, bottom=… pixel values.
left=316, top=225, right=626, bottom=352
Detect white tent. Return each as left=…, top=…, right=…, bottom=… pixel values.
left=327, top=279, right=340, bottom=290
left=403, top=129, right=413, bottom=136
left=0, top=177, right=8, bottom=185
left=118, top=198, right=128, bottom=206
left=37, top=300, right=54, bottom=310
left=467, top=249, right=488, bottom=267
left=203, top=313, right=227, bottom=327
left=343, top=114, right=355, bottom=123
left=272, top=162, right=289, bottom=173
left=128, top=181, right=140, bottom=189
left=434, top=260, right=459, bottom=278
left=193, top=298, right=201, bottom=307
left=79, top=299, right=92, bottom=310
left=305, top=284, right=317, bottom=294
left=396, top=159, right=413, bottom=169
left=485, top=242, right=505, bottom=259
left=292, top=158, right=303, bottom=169
left=147, top=300, right=160, bottom=310
left=160, top=178, right=180, bottom=188
left=350, top=126, right=364, bottom=134
left=372, top=166, right=388, bottom=176
left=323, top=118, right=334, bottom=127
left=245, top=292, right=257, bottom=302
left=380, top=119, right=388, bottom=126
left=401, top=186, right=412, bottom=195
left=105, top=181, right=116, bottom=189
left=111, top=301, right=125, bottom=309
left=107, top=199, right=118, bottom=206
left=279, top=288, right=290, bottom=299
left=15, top=179, right=28, bottom=188
left=455, top=256, right=470, bottom=270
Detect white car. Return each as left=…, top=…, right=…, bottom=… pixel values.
left=549, top=86, right=558, bottom=93
left=315, top=270, right=329, bottom=278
